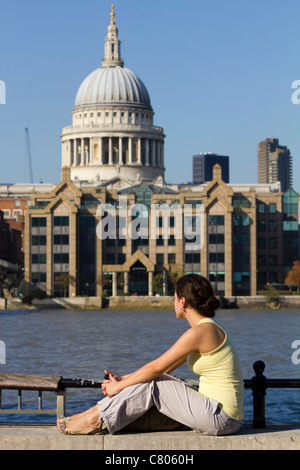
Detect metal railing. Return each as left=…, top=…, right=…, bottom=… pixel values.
left=0, top=361, right=299, bottom=428
left=244, top=360, right=300, bottom=428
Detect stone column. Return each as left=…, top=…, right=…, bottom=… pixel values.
left=148, top=271, right=153, bottom=296
left=145, top=139, right=149, bottom=166
left=80, top=138, right=84, bottom=165
left=74, top=139, right=78, bottom=166
left=161, top=140, right=164, bottom=167
left=70, top=140, right=73, bottom=166
left=112, top=271, right=117, bottom=297
left=128, top=137, right=133, bottom=164
left=124, top=271, right=129, bottom=294
left=90, top=138, right=94, bottom=164
left=119, top=137, right=123, bottom=164
left=158, top=141, right=161, bottom=167
left=109, top=137, right=113, bottom=164
left=99, top=137, right=103, bottom=164
left=62, top=141, right=66, bottom=167
left=138, top=138, right=142, bottom=165
left=153, top=140, right=156, bottom=166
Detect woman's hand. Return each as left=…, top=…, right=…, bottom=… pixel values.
left=103, top=369, right=122, bottom=382
left=102, top=370, right=122, bottom=398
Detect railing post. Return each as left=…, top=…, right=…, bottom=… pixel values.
left=56, top=386, right=66, bottom=419
left=251, top=360, right=267, bottom=429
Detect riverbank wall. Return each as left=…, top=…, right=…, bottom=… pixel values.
left=1, top=295, right=300, bottom=310
left=0, top=424, right=299, bottom=450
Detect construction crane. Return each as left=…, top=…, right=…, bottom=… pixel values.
left=25, top=127, right=34, bottom=184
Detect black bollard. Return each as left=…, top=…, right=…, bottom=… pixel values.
left=251, top=360, right=267, bottom=428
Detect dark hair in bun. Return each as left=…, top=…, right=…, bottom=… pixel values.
left=175, top=274, right=220, bottom=318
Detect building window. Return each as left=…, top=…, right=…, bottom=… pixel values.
left=233, top=198, right=251, bottom=209
left=54, top=216, right=69, bottom=226
left=32, top=235, right=46, bottom=245
left=168, top=235, right=175, bottom=246
left=269, top=203, right=276, bottom=213
left=258, top=220, right=266, bottom=231
left=269, top=220, right=277, bottom=231
left=32, top=272, right=46, bottom=284
left=156, top=253, right=164, bottom=265
left=209, top=233, right=224, bottom=244
left=269, top=238, right=277, bottom=249
left=258, top=203, right=266, bottom=213
left=233, top=215, right=250, bottom=226
left=209, top=253, right=225, bottom=263
left=209, top=215, right=224, bottom=225
left=156, top=235, right=164, bottom=246
left=168, top=253, right=176, bottom=264
left=54, top=234, right=69, bottom=244
left=13, top=210, right=22, bottom=217
left=258, top=237, right=266, bottom=249
left=32, top=217, right=46, bottom=227
left=258, top=272, right=266, bottom=285
left=269, top=272, right=278, bottom=283
left=32, top=254, right=46, bottom=264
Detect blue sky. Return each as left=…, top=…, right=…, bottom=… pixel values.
left=0, top=0, right=299, bottom=190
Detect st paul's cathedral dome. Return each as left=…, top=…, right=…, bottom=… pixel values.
left=61, top=5, right=165, bottom=186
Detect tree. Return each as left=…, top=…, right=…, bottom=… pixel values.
left=285, top=260, right=300, bottom=292
left=54, top=273, right=76, bottom=297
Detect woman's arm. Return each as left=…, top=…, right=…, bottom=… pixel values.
left=102, top=327, right=200, bottom=398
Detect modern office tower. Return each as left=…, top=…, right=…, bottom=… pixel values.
left=257, top=138, right=292, bottom=192
left=193, top=153, right=229, bottom=184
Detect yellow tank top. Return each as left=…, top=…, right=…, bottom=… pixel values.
left=187, top=318, right=244, bottom=421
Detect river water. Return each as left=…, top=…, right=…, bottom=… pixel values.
left=0, top=308, right=299, bottom=425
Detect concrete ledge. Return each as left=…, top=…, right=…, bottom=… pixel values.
left=3, top=295, right=300, bottom=311
left=0, top=425, right=299, bottom=450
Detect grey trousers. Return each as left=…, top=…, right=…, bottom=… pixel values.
left=98, top=374, right=243, bottom=436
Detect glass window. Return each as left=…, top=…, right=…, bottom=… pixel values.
left=32, top=254, right=39, bottom=264
left=156, top=235, right=164, bottom=246
left=209, top=215, right=224, bottom=225
left=209, top=253, right=225, bottom=263
left=32, top=217, right=46, bottom=227
left=269, top=203, right=276, bottom=214
left=258, top=203, right=266, bottom=213
left=283, top=221, right=298, bottom=231
left=258, top=237, right=266, bottom=249
left=233, top=198, right=251, bottom=208
left=233, top=215, right=250, bottom=226
left=168, top=253, right=176, bottom=264
left=258, top=220, right=266, bottom=231
left=269, top=272, right=278, bottom=283
left=156, top=253, right=164, bottom=265
left=269, top=220, right=277, bottom=231
left=168, top=235, right=175, bottom=246
left=209, top=234, right=224, bottom=244
left=258, top=272, right=266, bottom=284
